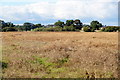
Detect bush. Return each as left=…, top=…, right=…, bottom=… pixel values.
left=0, top=61, right=8, bottom=69
left=2, top=27, right=18, bottom=32
left=63, top=26, right=76, bottom=31
left=83, top=27, right=91, bottom=32
left=33, top=27, right=63, bottom=32
left=33, top=27, right=45, bottom=31
left=101, top=26, right=119, bottom=32
left=43, top=27, right=54, bottom=31
left=53, top=26, right=63, bottom=31
left=75, top=29, right=80, bottom=32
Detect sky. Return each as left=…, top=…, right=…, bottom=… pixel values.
left=0, top=0, right=119, bottom=26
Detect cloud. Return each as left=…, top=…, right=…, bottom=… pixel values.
left=0, top=0, right=118, bottom=25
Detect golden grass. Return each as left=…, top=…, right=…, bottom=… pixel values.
left=1, top=32, right=118, bottom=78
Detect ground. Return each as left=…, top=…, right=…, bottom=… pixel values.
left=1, top=32, right=119, bottom=78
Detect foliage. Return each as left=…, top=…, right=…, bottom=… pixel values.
left=6, top=22, right=14, bottom=27
left=52, top=26, right=63, bottom=31
left=0, top=60, right=8, bottom=69
left=58, top=58, right=69, bottom=64
left=23, top=22, right=34, bottom=31
left=101, top=26, right=119, bottom=32
left=74, top=19, right=83, bottom=29
left=2, top=27, right=18, bottom=32
left=0, top=20, right=6, bottom=29
left=63, top=26, right=76, bottom=31
left=54, top=20, right=64, bottom=27
left=34, top=24, right=42, bottom=28
left=83, top=27, right=91, bottom=32
left=33, top=27, right=44, bottom=31
left=74, top=19, right=82, bottom=26
left=1, top=19, right=119, bottom=32
left=90, top=21, right=102, bottom=30
left=33, top=27, right=63, bottom=32
left=66, top=20, right=74, bottom=26
left=0, top=20, right=15, bottom=30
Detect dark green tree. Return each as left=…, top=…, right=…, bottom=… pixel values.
left=2, top=27, right=18, bottom=32
left=74, top=19, right=83, bottom=29
left=6, top=22, right=14, bottom=27
left=0, top=20, right=6, bottom=29
left=34, top=24, right=42, bottom=28
left=23, top=22, right=34, bottom=31
left=101, top=26, right=119, bottom=32
left=90, top=21, right=102, bottom=30
left=63, top=26, right=76, bottom=31
left=83, top=26, right=91, bottom=32
left=66, top=20, right=74, bottom=26
left=54, top=20, right=64, bottom=27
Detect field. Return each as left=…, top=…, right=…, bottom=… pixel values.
left=1, top=32, right=119, bottom=78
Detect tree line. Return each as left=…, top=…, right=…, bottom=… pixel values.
left=0, top=19, right=119, bottom=32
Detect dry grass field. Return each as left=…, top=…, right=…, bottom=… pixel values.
left=1, top=32, right=119, bottom=78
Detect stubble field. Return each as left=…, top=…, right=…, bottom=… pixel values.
left=1, top=32, right=119, bottom=78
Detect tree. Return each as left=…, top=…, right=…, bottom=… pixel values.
left=83, top=27, right=91, bottom=32
left=66, top=20, right=74, bottom=26
left=2, top=27, right=18, bottom=32
left=90, top=21, right=102, bottom=30
left=34, top=24, right=42, bottom=29
left=74, top=19, right=82, bottom=26
left=63, top=26, right=76, bottom=31
left=0, top=20, right=6, bottom=29
left=54, top=20, right=64, bottom=27
left=23, top=22, right=34, bottom=31
left=101, top=26, right=119, bottom=32
left=6, top=22, right=14, bottom=27
left=74, top=19, right=83, bottom=29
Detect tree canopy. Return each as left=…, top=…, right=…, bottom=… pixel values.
left=90, top=21, right=102, bottom=30
left=0, top=19, right=119, bottom=32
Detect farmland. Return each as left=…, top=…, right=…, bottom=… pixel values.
left=1, top=32, right=119, bottom=78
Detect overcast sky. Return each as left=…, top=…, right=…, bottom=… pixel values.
left=0, top=0, right=119, bottom=26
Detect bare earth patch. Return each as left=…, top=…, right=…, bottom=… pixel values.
left=1, top=32, right=118, bottom=78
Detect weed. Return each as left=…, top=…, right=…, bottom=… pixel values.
left=105, top=72, right=114, bottom=78
left=56, top=57, right=69, bottom=68
left=0, top=60, right=8, bottom=69
left=31, top=56, right=55, bottom=69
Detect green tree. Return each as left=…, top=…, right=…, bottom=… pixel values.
left=63, top=26, right=75, bottom=31
left=66, top=20, right=74, bottom=26
left=6, top=22, right=14, bottom=27
left=74, top=19, right=83, bottom=29
left=2, top=27, right=18, bottom=32
left=101, top=26, right=119, bottom=32
left=34, top=24, right=42, bottom=28
left=54, top=20, right=64, bottom=27
left=83, top=27, right=91, bottom=32
left=90, top=21, right=102, bottom=30
left=23, top=22, right=34, bottom=31
left=15, top=25, right=25, bottom=31
left=0, top=20, right=6, bottom=29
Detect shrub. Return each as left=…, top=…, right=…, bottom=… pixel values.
left=75, top=29, right=80, bottom=32
left=31, top=56, right=55, bottom=69
left=43, top=27, right=54, bottom=31
left=52, top=26, right=63, bottom=31
left=101, top=26, right=119, bottom=32
left=83, top=27, right=91, bottom=32
left=91, top=28, right=95, bottom=32
left=33, top=27, right=44, bottom=31
left=63, top=26, right=76, bottom=31
left=33, top=27, right=63, bottom=32
left=2, top=27, right=18, bottom=32
left=0, top=61, right=8, bottom=69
